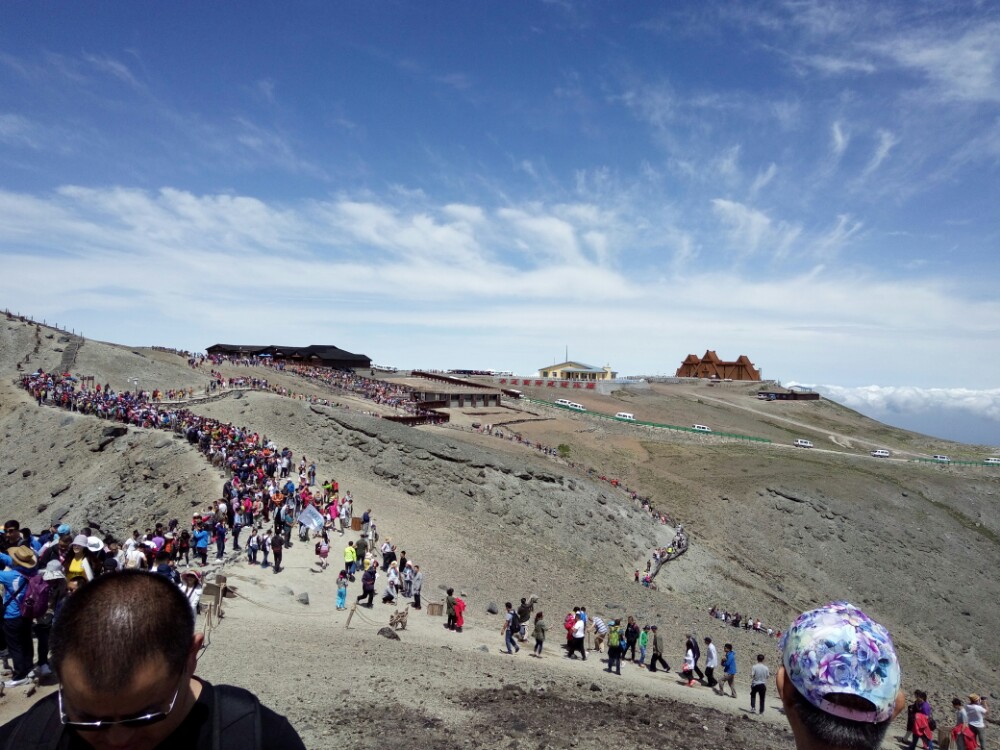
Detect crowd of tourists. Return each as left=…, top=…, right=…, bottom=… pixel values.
left=6, top=364, right=992, bottom=750
left=8, top=368, right=427, bottom=693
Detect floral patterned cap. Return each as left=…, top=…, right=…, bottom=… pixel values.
left=780, top=601, right=901, bottom=723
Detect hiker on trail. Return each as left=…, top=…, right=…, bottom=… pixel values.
left=531, top=612, right=547, bottom=658
left=501, top=602, right=520, bottom=655
left=381, top=562, right=399, bottom=604
left=686, top=633, right=704, bottom=682
left=0, top=570, right=305, bottom=748
left=966, top=694, right=987, bottom=750
left=515, top=597, right=533, bottom=641
left=270, top=530, right=284, bottom=573
left=647, top=625, right=669, bottom=673
left=335, top=571, right=348, bottom=610
left=718, top=643, right=737, bottom=698
left=605, top=621, right=623, bottom=675
left=315, top=533, right=330, bottom=571
left=637, top=625, right=650, bottom=666
left=410, top=565, right=423, bottom=610
left=750, top=653, right=770, bottom=713
left=624, top=616, right=639, bottom=663
left=356, top=563, right=377, bottom=608
left=704, top=636, right=718, bottom=688
left=453, top=593, right=466, bottom=632
left=0, top=546, right=39, bottom=687
left=344, top=541, right=357, bottom=577
left=192, top=524, right=210, bottom=567
left=952, top=698, right=975, bottom=750
left=567, top=612, right=587, bottom=660
left=445, top=588, right=457, bottom=631
left=777, top=601, right=905, bottom=750
left=681, top=639, right=696, bottom=686
left=590, top=615, right=608, bottom=653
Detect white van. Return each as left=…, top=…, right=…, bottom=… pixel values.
left=555, top=398, right=572, bottom=406
left=932, top=454, right=950, bottom=463
left=692, top=424, right=711, bottom=432
left=794, top=439, right=814, bottom=448
left=568, top=402, right=586, bottom=411
left=985, top=457, right=1000, bottom=465
left=871, top=449, right=891, bottom=458
left=615, top=412, right=635, bottom=421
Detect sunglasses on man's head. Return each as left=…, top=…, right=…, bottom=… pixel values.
left=58, top=683, right=181, bottom=731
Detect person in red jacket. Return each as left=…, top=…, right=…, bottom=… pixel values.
left=453, top=593, right=466, bottom=633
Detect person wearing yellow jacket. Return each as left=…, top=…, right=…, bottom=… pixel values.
left=343, top=540, right=357, bottom=578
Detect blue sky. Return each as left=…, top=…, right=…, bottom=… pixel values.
left=2, top=1, right=999, bottom=445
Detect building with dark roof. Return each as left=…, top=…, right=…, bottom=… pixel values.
left=205, top=344, right=371, bottom=371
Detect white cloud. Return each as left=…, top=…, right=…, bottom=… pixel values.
left=711, top=199, right=802, bottom=259
left=81, top=53, right=142, bottom=88
left=750, top=162, right=777, bottom=196
left=830, top=120, right=849, bottom=158
left=807, top=384, right=1000, bottom=425
left=0, top=113, right=39, bottom=149
left=0, top=185, right=999, bottom=387
left=860, top=129, right=899, bottom=179
left=872, top=22, right=1000, bottom=103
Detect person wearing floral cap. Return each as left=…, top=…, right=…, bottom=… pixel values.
left=777, top=601, right=905, bottom=750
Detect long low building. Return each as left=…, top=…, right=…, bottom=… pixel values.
left=206, top=343, right=371, bottom=370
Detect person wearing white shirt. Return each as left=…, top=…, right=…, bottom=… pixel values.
left=704, top=636, right=719, bottom=688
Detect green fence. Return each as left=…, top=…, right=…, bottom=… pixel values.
left=526, top=398, right=771, bottom=444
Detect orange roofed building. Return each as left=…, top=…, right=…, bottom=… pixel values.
left=676, top=350, right=761, bottom=381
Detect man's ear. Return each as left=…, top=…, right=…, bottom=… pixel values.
left=776, top=665, right=798, bottom=708
left=891, top=689, right=906, bottom=720
left=187, top=632, right=205, bottom=674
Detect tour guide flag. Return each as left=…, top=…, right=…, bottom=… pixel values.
left=297, top=505, right=325, bottom=532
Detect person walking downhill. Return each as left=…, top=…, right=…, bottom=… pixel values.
left=681, top=639, right=697, bottom=686
left=501, top=602, right=520, bottom=655
left=270, top=530, right=283, bottom=573
left=687, top=633, right=704, bottom=682
left=445, top=588, right=457, bottom=631
left=966, top=694, right=987, bottom=750
left=410, top=564, right=423, bottom=609
left=606, top=621, right=623, bottom=675
left=356, top=564, right=376, bottom=608
left=647, top=625, right=670, bottom=673
left=704, top=636, right=719, bottom=688
left=335, top=570, right=348, bottom=610
left=531, top=612, right=547, bottom=658
left=718, top=643, right=737, bottom=698
left=315, top=532, right=330, bottom=571
left=637, top=625, right=650, bottom=667
left=750, top=653, right=770, bottom=714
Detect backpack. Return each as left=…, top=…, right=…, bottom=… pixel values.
left=4, top=683, right=262, bottom=750
left=5, top=573, right=48, bottom=621
left=608, top=628, right=621, bottom=648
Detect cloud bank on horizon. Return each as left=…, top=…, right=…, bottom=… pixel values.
left=1, top=1, right=999, bottom=442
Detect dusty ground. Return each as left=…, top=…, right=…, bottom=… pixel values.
left=0, top=317, right=997, bottom=749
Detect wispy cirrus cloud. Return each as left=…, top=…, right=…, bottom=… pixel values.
left=711, top=198, right=802, bottom=260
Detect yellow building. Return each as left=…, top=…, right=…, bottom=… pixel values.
left=538, top=361, right=617, bottom=381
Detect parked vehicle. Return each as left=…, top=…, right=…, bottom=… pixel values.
left=932, top=454, right=951, bottom=463
left=985, top=457, right=1000, bottom=465
left=692, top=424, right=711, bottom=432
left=615, top=412, right=635, bottom=421
left=794, top=439, right=814, bottom=448
left=871, top=449, right=891, bottom=458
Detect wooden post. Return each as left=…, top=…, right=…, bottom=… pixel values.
left=345, top=601, right=357, bottom=629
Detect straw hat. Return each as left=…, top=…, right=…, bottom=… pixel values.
left=9, top=546, right=38, bottom=569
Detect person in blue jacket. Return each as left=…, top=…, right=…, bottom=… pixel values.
left=718, top=643, right=737, bottom=698
left=0, top=546, right=39, bottom=687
